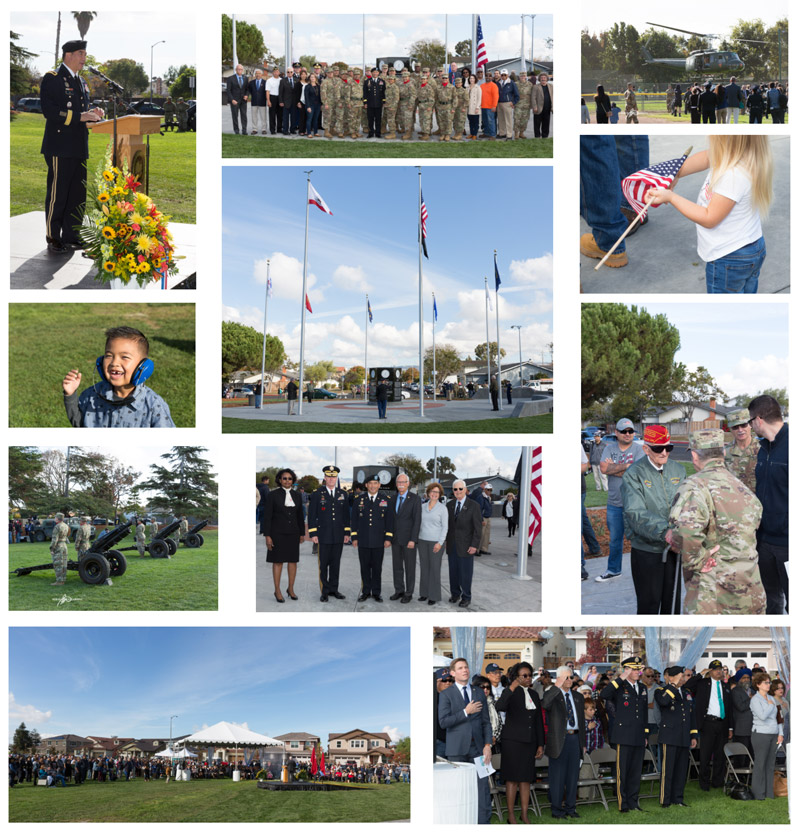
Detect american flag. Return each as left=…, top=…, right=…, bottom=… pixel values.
left=368, top=297, right=373, bottom=323
left=476, top=16, right=488, bottom=69
left=529, top=446, right=542, bottom=544
left=621, top=153, right=688, bottom=220
left=420, top=191, right=429, bottom=259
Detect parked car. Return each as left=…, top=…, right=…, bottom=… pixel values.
left=16, top=97, right=42, bottom=113
left=581, top=426, right=604, bottom=452
left=579, top=662, right=615, bottom=680
left=30, top=518, right=96, bottom=542
left=130, top=100, right=165, bottom=116
left=310, top=388, right=337, bottom=399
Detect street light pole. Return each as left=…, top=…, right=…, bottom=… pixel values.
left=150, top=40, right=165, bottom=104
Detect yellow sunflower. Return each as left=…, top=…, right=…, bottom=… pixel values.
left=102, top=170, right=114, bottom=182
left=103, top=261, right=115, bottom=272
left=101, top=226, right=116, bottom=240
left=98, top=192, right=110, bottom=203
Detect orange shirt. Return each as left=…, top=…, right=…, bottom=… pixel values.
left=480, top=81, right=499, bottom=109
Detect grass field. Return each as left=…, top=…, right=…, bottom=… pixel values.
left=583, top=461, right=695, bottom=508
left=9, top=303, right=195, bottom=427
left=10, top=113, right=196, bottom=223
left=581, top=96, right=790, bottom=124
left=222, top=134, right=553, bottom=159
left=8, top=777, right=409, bottom=823
left=222, top=414, right=553, bottom=434
left=9, top=530, right=217, bottom=611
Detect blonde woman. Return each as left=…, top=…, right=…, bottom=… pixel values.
left=417, top=482, right=449, bottom=605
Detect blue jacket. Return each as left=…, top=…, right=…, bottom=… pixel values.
left=497, top=79, right=519, bottom=105
left=754, top=423, right=788, bottom=546
left=469, top=487, right=492, bottom=519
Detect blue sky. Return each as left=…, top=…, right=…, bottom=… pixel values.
left=9, top=628, right=410, bottom=741
left=256, top=445, right=528, bottom=482
left=234, top=14, right=553, bottom=66
left=223, top=167, right=553, bottom=368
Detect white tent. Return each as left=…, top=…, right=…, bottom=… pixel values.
left=179, top=721, right=283, bottom=771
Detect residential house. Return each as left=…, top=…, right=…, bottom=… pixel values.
left=327, top=730, right=393, bottom=766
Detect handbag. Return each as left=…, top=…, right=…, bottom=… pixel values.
left=773, top=770, right=788, bottom=797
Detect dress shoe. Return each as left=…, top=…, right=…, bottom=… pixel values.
left=458, top=599, right=470, bottom=608
left=373, top=595, right=383, bottom=602
left=418, top=596, right=428, bottom=601
left=428, top=599, right=436, bottom=605
left=273, top=591, right=285, bottom=604
left=631, top=805, right=646, bottom=812
left=550, top=813, right=565, bottom=820
left=620, top=808, right=629, bottom=813
left=331, top=591, right=346, bottom=600
left=390, top=592, right=404, bottom=601
left=64, top=241, right=84, bottom=250
left=320, top=594, right=329, bottom=602
left=580, top=232, right=628, bottom=268
left=674, top=801, right=689, bottom=807
left=449, top=595, right=460, bottom=603
left=47, top=241, right=69, bottom=254
left=660, top=803, right=671, bottom=808
left=358, top=593, right=370, bottom=602
left=566, top=812, right=579, bottom=818
left=401, top=594, right=412, bottom=603
left=286, top=587, right=298, bottom=600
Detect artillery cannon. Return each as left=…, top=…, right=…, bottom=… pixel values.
left=118, top=519, right=181, bottom=559
left=180, top=520, right=208, bottom=548
left=13, top=521, right=132, bottom=586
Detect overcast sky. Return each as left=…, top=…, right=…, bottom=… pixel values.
left=234, top=14, right=553, bottom=66
left=11, top=12, right=194, bottom=78
left=10, top=627, right=410, bottom=742
left=223, top=167, right=553, bottom=369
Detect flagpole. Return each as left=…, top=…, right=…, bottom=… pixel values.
left=232, top=14, right=238, bottom=67
left=298, top=171, right=312, bottom=417
left=495, top=250, right=502, bottom=412
left=484, top=276, right=492, bottom=411
left=433, top=445, right=438, bottom=481
left=471, top=15, right=477, bottom=73
left=417, top=167, right=424, bottom=418
left=444, top=14, right=448, bottom=76
left=432, top=292, right=437, bottom=402
left=257, top=258, right=270, bottom=410
left=514, top=445, right=533, bottom=581
left=284, top=15, right=289, bottom=73
left=364, top=294, right=369, bottom=403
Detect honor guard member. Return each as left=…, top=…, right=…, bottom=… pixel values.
left=350, top=472, right=394, bottom=602
left=655, top=665, right=697, bottom=808
left=308, top=465, right=351, bottom=602
left=50, top=513, right=71, bottom=585
left=723, top=408, right=760, bottom=492
left=40, top=39, right=104, bottom=253
left=600, top=657, right=649, bottom=813
left=136, top=519, right=147, bottom=556
left=75, top=516, right=92, bottom=558
left=179, top=515, right=189, bottom=537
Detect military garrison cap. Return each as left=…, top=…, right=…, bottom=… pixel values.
left=664, top=665, right=684, bottom=677
left=689, top=428, right=724, bottom=450
left=621, top=656, right=645, bottom=670
left=62, top=39, right=87, bottom=54
left=363, top=472, right=379, bottom=483
left=322, top=465, right=341, bottom=477
left=726, top=408, right=751, bottom=429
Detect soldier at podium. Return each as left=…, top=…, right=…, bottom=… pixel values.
left=39, top=39, right=104, bottom=254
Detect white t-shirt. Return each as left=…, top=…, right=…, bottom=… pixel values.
left=695, top=166, right=762, bottom=262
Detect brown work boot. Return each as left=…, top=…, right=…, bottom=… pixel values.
left=324, top=128, right=332, bottom=139
left=443, top=135, right=450, bottom=141
left=384, top=131, right=395, bottom=139
left=580, top=233, right=628, bottom=267
left=402, top=132, right=412, bottom=140
left=420, top=134, right=429, bottom=141
left=454, top=132, right=462, bottom=141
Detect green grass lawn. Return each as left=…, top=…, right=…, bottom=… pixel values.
left=583, top=461, right=695, bottom=508
left=9, top=303, right=195, bottom=427
left=8, top=777, right=409, bottom=822
left=222, top=414, right=553, bottom=434
left=9, top=530, right=217, bottom=611
left=222, top=134, right=552, bottom=159
left=492, top=779, right=788, bottom=824
left=10, top=113, right=196, bottom=223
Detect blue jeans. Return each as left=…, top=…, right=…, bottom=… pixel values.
left=580, top=136, right=650, bottom=252
left=377, top=399, right=387, bottom=419
left=306, top=103, right=321, bottom=134
left=605, top=504, right=624, bottom=575
left=481, top=108, right=496, bottom=137
left=705, top=236, right=765, bottom=294
left=582, top=495, right=599, bottom=571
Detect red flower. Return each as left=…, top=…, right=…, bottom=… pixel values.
left=125, top=174, right=141, bottom=190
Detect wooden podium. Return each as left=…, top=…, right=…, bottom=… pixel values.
left=90, top=114, right=161, bottom=187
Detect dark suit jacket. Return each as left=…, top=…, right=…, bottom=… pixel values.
left=279, top=75, right=301, bottom=107
left=446, top=498, right=482, bottom=556
left=260, top=488, right=305, bottom=538
left=541, top=685, right=587, bottom=759
left=226, top=73, right=249, bottom=104
left=684, top=674, right=732, bottom=730
left=248, top=77, right=268, bottom=107
left=438, top=681, right=492, bottom=757
left=391, top=491, right=421, bottom=546
left=495, top=685, right=545, bottom=747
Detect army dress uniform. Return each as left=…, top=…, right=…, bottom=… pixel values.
left=350, top=484, right=394, bottom=601
left=599, top=658, right=650, bottom=812
left=654, top=669, right=697, bottom=807
left=50, top=520, right=71, bottom=584
left=75, top=519, right=92, bottom=558
left=40, top=46, right=93, bottom=250
left=135, top=521, right=147, bottom=556
left=307, top=467, right=351, bottom=601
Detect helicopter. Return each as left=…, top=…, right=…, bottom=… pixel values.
left=640, top=22, right=766, bottom=74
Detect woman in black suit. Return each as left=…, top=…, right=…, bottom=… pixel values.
left=261, top=468, right=306, bottom=603
left=495, top=662, right=545, bottom=824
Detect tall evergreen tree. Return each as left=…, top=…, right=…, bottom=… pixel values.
left=139, top=447, right=218, bottom=517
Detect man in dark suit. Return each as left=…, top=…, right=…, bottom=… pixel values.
left=683, top=659, right=732, bottom=790
left=226, top=64, right=249, bottom=134
left=542, top=666, right=587, bottom=819
left=389, top=473, right=421, bottom=603
left=278, top=67, right=301, bottom=134
left=307, top=465, right=350, bottom=602
left=248, top=69, right=268, bottom=135
left=438, top=657, right=493, bottom=824
left=447, top=480, right=483, bottom=608
left=350, top=473, right=393, bottom=601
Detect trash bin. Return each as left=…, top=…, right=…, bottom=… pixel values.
left=247, top=395, right=256, bottom=406
left=232, top=769, right=241, bottom=782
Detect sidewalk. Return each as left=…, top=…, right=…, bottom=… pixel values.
left=256, top=517, right=541, bottom=613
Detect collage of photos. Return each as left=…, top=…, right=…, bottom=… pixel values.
left=4, top=4, right=793, bottom=828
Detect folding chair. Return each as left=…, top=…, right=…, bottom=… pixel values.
left=723, top=742, right=754, bottom=785
left=488, top=753, right=506, bottom=823
left=640, top=745, right=662, bottom=797
left=576, top=751, right=609, bottom=810
left=530, top=754, right=550, bottom=816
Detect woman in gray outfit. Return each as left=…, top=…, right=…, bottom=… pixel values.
left=417, top=482, right=449, bottom=605
left=749, top=670, right=784, bottom=799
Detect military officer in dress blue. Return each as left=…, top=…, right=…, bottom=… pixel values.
left=307, top=465, right=351, bottom=603
left=39, top=40, right=104, bottom=253
left=600, top=656, right=650, bottom=813
left=350, top=472, right=394, bottom=602
left=655, top=665, right=697, bottom=808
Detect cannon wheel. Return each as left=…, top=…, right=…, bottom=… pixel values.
left=166, top=538, right=178, bottom=556
left=149, top=539, right=170, bottom=559
left=185, top=533, right=201, bottom=548
left=197, top=533, right=205, bottom=546
left=105, top=550, right=127, bottom=577
left=78, top=554, right=111, bottom=585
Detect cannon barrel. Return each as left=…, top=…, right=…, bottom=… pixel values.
left=188, top=520, right=209, bottom=534
left=154, top=519, right=181, bottom=539
left=89, top=521, right=133, bottom=553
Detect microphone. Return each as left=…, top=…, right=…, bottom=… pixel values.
left=87, top=65, right=124, bottom=93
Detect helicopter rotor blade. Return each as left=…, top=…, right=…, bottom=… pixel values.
left=646, top=22, right=712, bottom=38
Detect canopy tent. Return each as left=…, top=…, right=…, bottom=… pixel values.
left=153, top=748, right=197, bottom=759
left=179, top=721, right=283, bottom=769
left=644, top=627, right=716, bottom=675
left=433, top=654, right=451, bottom=668
left=451, top=627, right=487, bottom=682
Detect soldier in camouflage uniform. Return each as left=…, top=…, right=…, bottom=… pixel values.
left=667, top=429, right=766, bottom=615
left=179, top=516, right=190, bottom=538
left=431, top=69, right=444, bottom=134
left=416, top=69, right=436, bottom=140
left=330, top=68, right=345, bottom=137
left=435, top=77, right=455, bottom=140
left=75, top=516, right=92, bottom=559
left=723, top=408, right=760, bottom=493
left=345, top=69, right=363, bottom=138
left=514, top=72, right=532, bottom=138
left=354, top=67, right=369, bottom=134
left=163, top=97, right=177, bottom=132
left=136, top=519, right=147, bottom=556
left=50, top=513, right=70, bottom=585
left=320, top=71, right=339, bottom=139
left=176, top=97, right=188, bottom=132
left=149, top=518, right=160, bottom=543
left=452, top=77, right=469, bottom=140
left=381, top=68, right=397, bottom=135
left=382, top=71, right=401, bottom=139
left=398, top=69, right=417, bottom=140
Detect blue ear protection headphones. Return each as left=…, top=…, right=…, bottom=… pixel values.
left=95, top=356, right=154, bottom=386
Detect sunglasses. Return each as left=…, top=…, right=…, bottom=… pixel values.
left=648, top=444, right=674, bottom=453
left=517, top=673, right=532, bottom=679
left=617, top=428, right=634, bottom=434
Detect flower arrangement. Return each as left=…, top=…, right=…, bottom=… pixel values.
left=80, top=147, right=180, bottom=287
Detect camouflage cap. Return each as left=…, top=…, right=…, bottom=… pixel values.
left=689, top=428, right=725, bottom=450
left=726, top=408, right=751, bottom=429
left=401, top=69, right=410, bottom=76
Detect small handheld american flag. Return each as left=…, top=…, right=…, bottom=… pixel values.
left=621, top=146, right=692, bottom=220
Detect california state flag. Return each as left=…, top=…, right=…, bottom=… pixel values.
left=309, top=183, right=333, bottom=215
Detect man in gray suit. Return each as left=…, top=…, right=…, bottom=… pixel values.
left=446, top=480, right=483, bottom=608
left=438, top=657, right=493, bottom=824
left=389, top=474, right=421, bottom=604
left=542, top=666, right=587, bottom=819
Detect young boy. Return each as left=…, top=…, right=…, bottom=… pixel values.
left=62, top=326, right=175, bottom=427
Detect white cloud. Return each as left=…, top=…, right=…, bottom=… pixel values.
left=333, top=265, right=370, bottom=293
left=253, top=252, right=321, bottom=302
left=509, top=254, right=553, bottom=287
left=382, top=725, right=402, bottom=743
left=717, top=355, right=789, bottom=398
left=9, top=692, right=52, bottom=725
left=453, top=448, right=512, bottom=479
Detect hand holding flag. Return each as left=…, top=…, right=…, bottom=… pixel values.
left=621, top=147, right=692, bottom=220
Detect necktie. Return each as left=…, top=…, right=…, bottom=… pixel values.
left=717, top=681, right=725, bottom=718
left=565, top=691, right=576, bottom=728
left=462, top=685, right=470, bottom=706
left=397, top=494, right=405, bottom=512
left=455, top=501, right=461, bottom=518
left=238, top=76, right=242, bottom=87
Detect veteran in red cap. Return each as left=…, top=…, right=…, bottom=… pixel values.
left=621, top=425, right=687, bottom=614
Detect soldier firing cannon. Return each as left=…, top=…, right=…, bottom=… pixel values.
left=118, top=519, right=181, bottom=559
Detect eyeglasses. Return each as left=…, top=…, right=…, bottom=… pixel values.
left=617, top=428, right=634, bottom=435
left=517, top=673, right=532, bottom=679
left=648, top=444, right=674, bottom=454
left=748, top=416, right=759, bottom=427
left=453, top=487, right=465, bottom=491
left=481, top=685, right=491, bottom=691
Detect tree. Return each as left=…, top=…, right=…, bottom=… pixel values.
left=382, top=454, right=428, bottom=488
left=11, top=31, right=38, bottom=97
left=601, top=22, right=642, bottom=75
left=672, top=365, right=728, bottom=421
left=344, top=365, right=365, bottom=388
left=71, top=11, right=97, bottom=39
left=12, top=723, right=33, bottom=753
left=423, top=344, right=461, bottom=383
left=299, top=54, right=317, bottom=70
left=474, top=342, right=506, bottom=367
left=169, top=65, right=196, bottom=99
left=393, top=736, right=410, bottom=764
left=138, top=447, right=218, bottom=517
left=256, top=467, right=281, bottom=488
left=403, top=367, right=419, bottom=383
left=408, top=38, right=446, bottom=69
left=8, top=447, right=44, bottom=508
left=576, top=628, right=607, bottom=665
left=297, top=474, right=320, bottom=494
left=221, top=15, right=267, bottom=66
left=733, top=387, right=788, bottom=410
left=164, top=65, right=183, bottom=87
left=222, top=321, right=285, bottom=379
left=102, top=58, right=149, bottom=98
left=454, top=39, right=472, bottom=58
left=426, top=456, right=456, bottom=477
left=305, top=360, right=337, bottom=385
